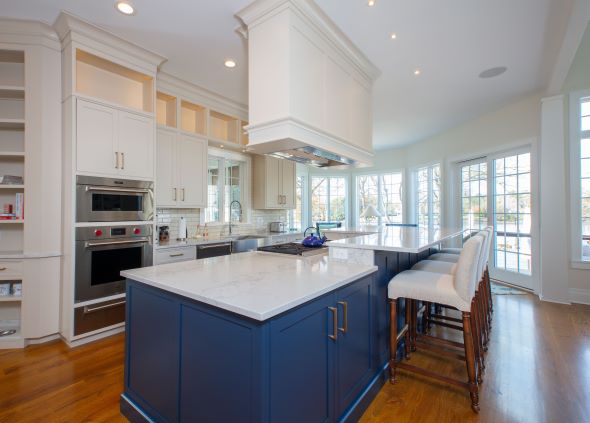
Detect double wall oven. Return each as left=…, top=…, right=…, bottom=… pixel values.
left=74, top=176, right=154, bottom=336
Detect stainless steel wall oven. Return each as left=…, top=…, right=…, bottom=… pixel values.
left=76, top=175, right=154, bottom=222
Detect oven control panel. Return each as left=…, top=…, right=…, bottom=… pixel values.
left=76, top=224, right=152, bottom=241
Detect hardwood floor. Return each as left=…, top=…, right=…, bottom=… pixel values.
left=0, top=292, right=588, bottom=422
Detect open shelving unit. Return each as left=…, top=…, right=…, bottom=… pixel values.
left=76, top=49, right=154, bottom=114
left=208, top=110, right=238, bottom=144
left=0, top=48, right=24, bottom=348
left=180, top=100, right=207, bottom=135
left=156, top=91, right=177, bottom=128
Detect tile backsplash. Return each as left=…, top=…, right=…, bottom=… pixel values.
left=156, top=208, right=290, bottom=239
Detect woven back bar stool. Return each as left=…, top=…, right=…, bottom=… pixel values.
left=388, top=236, right=484, bottom=412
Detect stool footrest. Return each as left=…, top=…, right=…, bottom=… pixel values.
left=426, top=318, right=463, bottom=331
left=414, top=339, right=466, bottom=361
left=395, top=361, right=470, bottom=390
left=396, top=324, right=409, bottom=343
left=431, top=314, right=462, bottom=323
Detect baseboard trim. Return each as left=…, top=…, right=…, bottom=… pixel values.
left=120, top=394, right=154, bottom=423
left=341, top=362, right=388, bottom=423
left=570, top=288, right=590, bottom=305
left=538, top=295, right=572, bottom=305
left=63, top=326, right=125, bottom=348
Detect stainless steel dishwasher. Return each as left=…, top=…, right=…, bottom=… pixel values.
left=196, top=242, right=232, bottom=259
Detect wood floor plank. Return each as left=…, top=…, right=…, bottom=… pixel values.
left=0, top=293, right=588, bottom=422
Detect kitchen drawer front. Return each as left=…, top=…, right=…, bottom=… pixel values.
left=0, top=260, right=23, bottom=280
left=155, top=247, right=196, bottom=265
left=74, top=298, right=126, bottom=336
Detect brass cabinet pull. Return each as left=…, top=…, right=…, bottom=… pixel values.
left=114, top=152, right=119, bottom=169
left=121, top=152, right=125, bottom=169
left=169, top=253, right=184, bottom=257
left=181, top=188, right=185, bottom=201
left=338, top=301, right=348, bottom=333
left=0, top=267, right=6, bottom=271
left=173, top=188, right=177, bottom=201
left=328, top=306, right=338, bottom=341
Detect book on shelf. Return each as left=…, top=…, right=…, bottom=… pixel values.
left=15, top=193, right=24, bottom=220
left=0, top=213, right=16, bottom=220
left=0, top=175, right=24, bottom=185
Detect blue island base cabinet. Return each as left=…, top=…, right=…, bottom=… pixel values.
left=121, top=272, right=383, bottom=423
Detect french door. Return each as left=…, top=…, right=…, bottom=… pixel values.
left=458, top=148, right=535, bottom=290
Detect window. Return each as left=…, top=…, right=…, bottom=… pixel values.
left=461, top=161, right=487, bottom=234
left=310, top=176, right=347, bottom=225
left=357, top=173, right=403, bottom=225
left=289, top=175, right=306, bottom=231
left=493, top=153, right=531, bottom=275
left=414, top=164, right=441, bottom=230
left=572, top=93, right=590, bottom=261
left=205, top=155, right=245, bottom=223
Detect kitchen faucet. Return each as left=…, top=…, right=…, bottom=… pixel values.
left=229, top=200, right=242, bottom=235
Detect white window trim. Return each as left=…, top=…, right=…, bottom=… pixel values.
left=353, top=170, right=404, bottom=226
left=569, top=89, right=590, bottom=268
left=308, top=173, right=350, bottom=227
left=410, top=161, right=442, bottom=230
left=202, top=147, right=251, bottom=226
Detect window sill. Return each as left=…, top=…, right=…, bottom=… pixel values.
left=571, top=260, right=590, bottom=270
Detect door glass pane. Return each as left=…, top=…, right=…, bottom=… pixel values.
left=357, top=175, right=379, bottom=224
left=460, top=161, right=487, bottom=234
left=225, top=160, right=241, bottom=223
left=380, top=173, right=403, bottom=224
left=493, top=152, right=532, bottom=275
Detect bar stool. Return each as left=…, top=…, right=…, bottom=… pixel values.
left=412, top=231, right=491, bottom=376
left=388, top=235, right=484, bottom=413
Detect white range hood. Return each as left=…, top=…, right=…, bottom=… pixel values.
left=237, top=0, right=380, bottom=167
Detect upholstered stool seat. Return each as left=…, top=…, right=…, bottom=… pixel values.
left=412, top=259, right=456, bottom=274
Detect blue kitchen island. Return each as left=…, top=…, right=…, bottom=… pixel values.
left=120, top=251, right=380, bottom=423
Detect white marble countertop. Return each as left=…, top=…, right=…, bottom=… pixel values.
left=326, top=225, right=464, bottom=253
left=155, top=231, right=303, bottom=250
left=122, top=251, right=377, bottom=321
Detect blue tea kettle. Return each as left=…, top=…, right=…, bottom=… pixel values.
left=302, top=227, right=328, bottom=248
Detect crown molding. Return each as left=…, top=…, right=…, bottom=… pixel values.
left=157, top=71, right=248, bottom=120
left=53, top=11, right=166, bottom=70
left=0, top=18, right=60, bottom=51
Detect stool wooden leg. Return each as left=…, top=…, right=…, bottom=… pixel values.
left=486, top=267, right=493, bottom=315
left=462, top=311, right=480, bottom=413
left=389, top=299, right=398, bottom=384
left=470, top=298, right=483, bottom=383
left=405, top=299, right=412, bottom=358
left=410, top=300, right=417, bottom=352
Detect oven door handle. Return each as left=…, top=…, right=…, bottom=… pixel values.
left=83, top=300, right=126, bottom=314
left=85, top=186, right=152, bottom=194
left=85, top=238, right=150, bottom=248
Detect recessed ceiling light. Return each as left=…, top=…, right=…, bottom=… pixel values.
left=115, top=1, right=135, bottom=15
left=368, top=0, right=376, bottom=6
left=224, top=59, right=236, bottom=69
left=390, top=33, right=397, bottom=40
left=414, top=69, right=421, bottom=76
left=479, top=66, right=507, bottom=79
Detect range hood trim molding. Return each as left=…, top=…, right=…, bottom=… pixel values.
left=236, top=0, right=381, bottom=83
left=245, top=117, right=374, bottom=166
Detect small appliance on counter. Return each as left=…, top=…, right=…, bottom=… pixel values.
left=158, top=225, right=170, bottom=243
left=269, top=221, right=286, bottom=233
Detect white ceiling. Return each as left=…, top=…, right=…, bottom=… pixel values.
left=0, top=0, right=575, bottom=150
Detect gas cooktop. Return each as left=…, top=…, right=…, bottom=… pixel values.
left=258, top=242, right=328, bottom=257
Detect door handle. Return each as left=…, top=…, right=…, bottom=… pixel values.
left=0, top=267, right=6, bottom=271
left=328, top=306, right=338, bottom=341
left=121, top=152, right=125, bottom=170
left=337, top=301, right=348, bottom=333
left=169, top=253, right=184, bottom=257
left=181, top=188, right=185, bottom=201
left=115, top=152, right=119, bottom=169
left=173, top=188, right=177, bottom=201
left=83, top=300, right=126, bottom=314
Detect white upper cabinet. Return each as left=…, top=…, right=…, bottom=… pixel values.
left=76, top=100, right=117, bottom=176
left=118, top=111, right=154, bottom=179
left=77, top=99, right=154, bottom=180
left=156, top=128, right=207, bottom=209
left=177, top=134, right=207, bottom=208
left=252, top=155, right=296, bottom=209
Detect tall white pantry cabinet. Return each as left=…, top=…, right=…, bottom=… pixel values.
left=0, top=20, right=62, bottom=348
